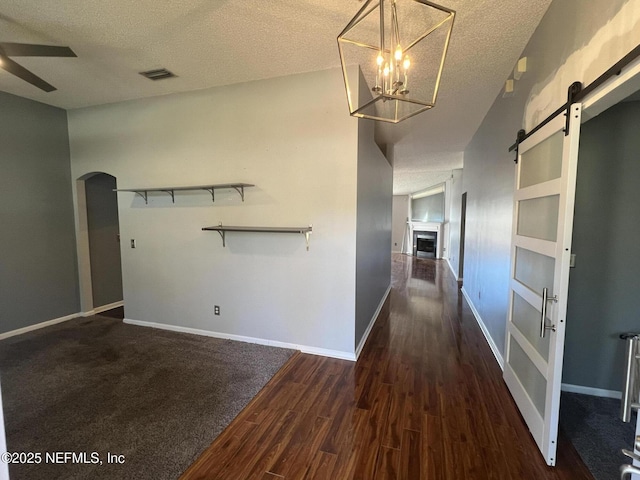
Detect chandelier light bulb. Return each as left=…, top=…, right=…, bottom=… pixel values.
left=395, top=45, right=403, bottom=62
left=401, top=55, right=410, bottom=95
left=383, top=63, right=390, bottom=77
left=377, top=53, right=384, bottom=66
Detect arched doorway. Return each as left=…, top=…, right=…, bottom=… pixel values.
left=76, top=172, right=123, bottom=314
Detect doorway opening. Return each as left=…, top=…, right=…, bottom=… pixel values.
left=559, top=85, right=640, bottom=479
left=76, top=172, right=123, bottom=315
left=458, top=192, right=467, bottom=282
left=502, top=53, right=640, bottom=473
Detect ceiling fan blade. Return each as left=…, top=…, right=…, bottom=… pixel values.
left=0, top=43, right=76, bottom=57
left=0, top=55, right=56, bottom=92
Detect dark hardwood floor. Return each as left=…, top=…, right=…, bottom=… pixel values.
left=181, top=254, right=593, bottom=480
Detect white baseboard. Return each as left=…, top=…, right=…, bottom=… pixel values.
left=446, top=258, right=458, bottom=281
left=561, top=383, right=622, bottom=399
left=93, top=301, right=124, bottom=315
left=123, top=318, right=357, bottom=361
left=0, top=312, right=79, bottom=341
left=82, top=300, right=124, bottom=317
left=461, top=287, right=504, bottom=369
left=355, top=285, right=392, bottom=360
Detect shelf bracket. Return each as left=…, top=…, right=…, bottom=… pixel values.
left=233, top=185, right=246, bottom=202
left=305, top=226, right=312, bottom=251
left=161, top=189, right=175, bottom=203
left=217, top=222, right=226, bottom=247
left=135, top=190, right=148, bottom=204
left=202, top=188, right=215, bottom=203
left=217, top=231, right=226, bottom=247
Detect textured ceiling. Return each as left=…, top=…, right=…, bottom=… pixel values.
left=393, top=169, right=454, bottom=197
left=0, top=0, right=552, bottom=194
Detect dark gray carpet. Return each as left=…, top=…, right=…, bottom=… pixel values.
left=560, top=391, right=636, bottom=480
left=0, top=315, right=295, bottom=480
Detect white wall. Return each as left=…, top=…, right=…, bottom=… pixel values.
left=0, top=381, right=8, bottom=480
left=355, top=117, right=392, bottom=349
left=411, top=193, right=444, bottom=223
left=68, top=68, right=361, bottom=357
left=447, top=169, right=463, bottom=278
left=462, top=0, right=640, bottom=356
left=391, top=196, right=409, bottom=253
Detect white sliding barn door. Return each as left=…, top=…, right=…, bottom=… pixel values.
left=504, top=104, right=582, bottom=466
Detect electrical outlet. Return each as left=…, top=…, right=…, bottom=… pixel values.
left=130, top=239, right=136, bottom=249
left=214, top=305, right=220, bottom=316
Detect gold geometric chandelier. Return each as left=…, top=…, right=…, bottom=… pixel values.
left=338, top=0, right=455, bottom=123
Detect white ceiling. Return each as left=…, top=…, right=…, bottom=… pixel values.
left=0, top=0, right=552, bottom=195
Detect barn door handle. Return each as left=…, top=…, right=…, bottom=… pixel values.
left=622, top=447, right=640, bottom=463
left=620, top=463, right=640, bottom=480
left=620, top=335, right=640, bottom=422
left=540, top=287, right=557, bottom=338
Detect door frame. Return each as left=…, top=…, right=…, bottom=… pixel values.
left=582, top=56, right=640, bottom=122
left=458, top=191, right=467, bottom=282
left=75, top=171, right=124, bottom=316
left=577, top=55, right=640, bottom=475
left=0, top=380, right=8, bottom=480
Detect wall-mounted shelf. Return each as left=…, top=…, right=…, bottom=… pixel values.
left=114, top=183, right=254, bottom=204
left=202, top=223, right=313, bottom=250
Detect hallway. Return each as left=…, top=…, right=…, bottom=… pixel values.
left=182, top=254, right=592, bottom=479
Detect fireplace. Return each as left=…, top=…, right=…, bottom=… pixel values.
left=413, top=230, right=437, bottom=258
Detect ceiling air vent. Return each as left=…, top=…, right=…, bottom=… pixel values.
left=139, top=68, right=176, bottom=81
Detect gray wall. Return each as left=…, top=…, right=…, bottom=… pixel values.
left=85, top=173, right=123, bottom=308
left=563, top=101, right=640, bottom=391
left=462, top=85, right=519, bottom=356
left=462, top=0, right=632, bottom=357
left=355, top=118, right=393, bottom=349
left=0, top=91, right=79, bottom=334
left=411, top=193, right=444, bottom=223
